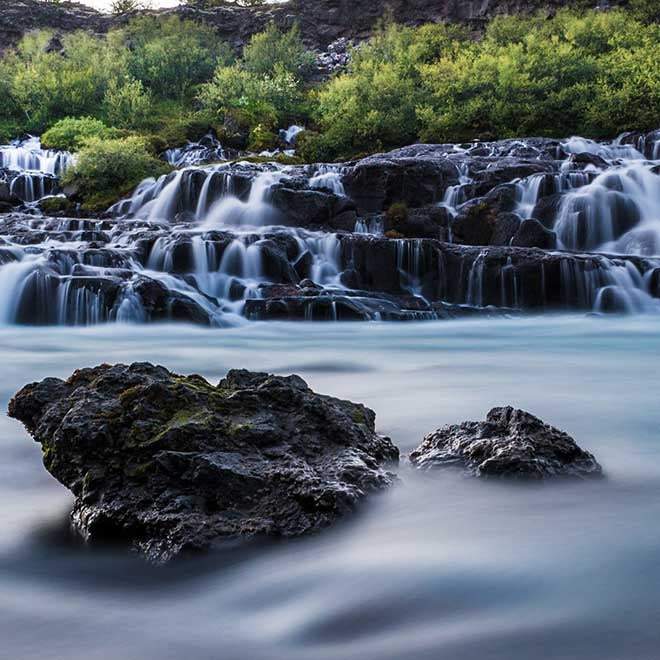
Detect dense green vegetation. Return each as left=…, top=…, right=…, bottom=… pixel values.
left=62, top=136, right=170, bottom=211
left=41, top=117, right=120, bottom=151
left=1, top=7, right=659, bottom=202
left=305, top=10, right=660, bottom=159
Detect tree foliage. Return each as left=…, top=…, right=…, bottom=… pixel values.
left=62, top=136, right=170, bottom=210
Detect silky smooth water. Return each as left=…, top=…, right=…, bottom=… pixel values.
left=1, top=317, right=660, bottom=660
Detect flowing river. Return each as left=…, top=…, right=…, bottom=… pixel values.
left=2, top=316, right=659, bottom=660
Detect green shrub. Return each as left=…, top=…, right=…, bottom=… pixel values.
left=199, top=63, right=306, bottom=132
left=5, top=31, right=121, bottom=133
left=103, top=77, right=153, bottom=129
left=386, top=201, right=409, bottom=226
left=41, top=117, right=119, bottom=151
left=62, top=136, right=170, bottom=210
left=629, top=0, right=660, bottom=23
left=295, top=130, right=333, bottom=163
left=38, top=196, right=74, bottom=214
left=312, top=23, right=465, bottom=159
left=416, top=9, right=660, bottom=142
left=247, top=124, right=277, bottom=152
left=243, top=23, right=315, bottom=80
left=0, top=119, right=24, bottom=143
left=113, top=16, right=233, bottom=100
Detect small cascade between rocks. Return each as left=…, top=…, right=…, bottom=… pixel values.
left=1, top=128, right=660, bottom=325
left=0, top=136, right=72, bottom=175
left=0, top=136, right=73, bottom=205
left=164, top=133, right=227, bottom=168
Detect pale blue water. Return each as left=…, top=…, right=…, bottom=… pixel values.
left=1, top=316, right=659, bottom=660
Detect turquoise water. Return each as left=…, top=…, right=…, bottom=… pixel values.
left=1, top=317, right=659, bottom=659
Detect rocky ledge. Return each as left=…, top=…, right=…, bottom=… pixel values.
left=0, top=0, right=621, bottom=54
left=409, top=407, right=602, bottom=479
left=8, top=363, right=399, bottom=563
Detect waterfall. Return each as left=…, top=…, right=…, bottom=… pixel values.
left=555, top=164, right=660, bottom=254
left=164, top=133, right=227, bottom=168
left=201, top=170, right=284, bottom=229
left=561, top=136, right=644, bottom=161
left=0, top=136, right=73, bottom=176
left=514, top=174, right=546, bottom=219
left=2, top=127, right=660, bottom=326
left=309, top=167, right=346, bottom=196
left=439, top=161, right=471, bottom=218
left=0, top=136, right=72, bottom=205
left=281, top=125, right=305, bottom=146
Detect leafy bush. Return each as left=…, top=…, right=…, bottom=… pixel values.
left=4, top=31, right=121, bottom=133
left=41, top=117, right=119, bottom=151
left=38, top=196, right=74, bottom=214
left=248, top=123, right=277, bottom=152
left=312, top=10, right=660, bottom=152
left=62, top=136, right=170, bottom=210
left=103, top=77, right=153, bottom=129
left=386, top=201, right=409, bottom=226
left=312, top=23, right=465, bottom=159
left=629, top=0, right=660, bottom=23
left=114, top=16, right=233, bottom=99
left=417, top=10, right=660, bottom=142
left=199, top=62, right=306, bottom=132
left=242, top=23, right=315, bottom=80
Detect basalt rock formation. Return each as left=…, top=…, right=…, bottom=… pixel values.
left=8, top=362, right=399, bottom=563
left=2, top=129, right=660, bottom=325
left=409, top=406, right=603, bottom=479
left=0, top=0, right=624, bottom=53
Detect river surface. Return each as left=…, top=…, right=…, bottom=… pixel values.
left=2, top=316, right=660, bottom=660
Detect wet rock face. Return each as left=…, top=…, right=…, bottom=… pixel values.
left=344, top=149, right=459, bottom=213
left=409, top=407, right=602, bottom=479
left=8, top=363, right=399, bottom=563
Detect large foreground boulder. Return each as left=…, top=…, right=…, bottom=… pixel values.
left=409, top=407, right=602, bottom=479
left=8, top=363, right=399, bottom=563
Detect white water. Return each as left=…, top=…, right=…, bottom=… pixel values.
left=555, top=164, right=660, bottom=254
left=281, top=124, right=305, bottom=145
left=0, top=136, right=73, bottom=204
left=201, top=170, right=285, bottom=229
left=164, top=133, right=227, bottom=168
left=0, top=136, right=72, bottom=176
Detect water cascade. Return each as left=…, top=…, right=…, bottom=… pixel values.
left=1, top=128, right=660, bottom=325
left=164, top=133, right=227, bottom=168
left=0, top=136, right=73, bottom=204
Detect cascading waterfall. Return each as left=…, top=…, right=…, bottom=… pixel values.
left=309, top=165, right=347, bottom=196
left=201, top=169, right=285, bottom=229
left=1, top=128, right=660, bottom=325
left=0, top=136, right=73, bottom=205
left=555, top=164, right=660, bottom=255
left=164, top=133, right=227, bottom=168
left=0, top=136, right=73, bottom=175
left=281, top=125, right=305, bottom=146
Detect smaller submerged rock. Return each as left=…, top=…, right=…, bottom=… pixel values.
left=8, top=363, right=399, bottom=563
left=409, top=407, right=602, bottom=480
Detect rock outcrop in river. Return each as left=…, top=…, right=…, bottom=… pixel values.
left=8, top=363, right=399, bottom=563
left=409, top=407, right=603, bottom=479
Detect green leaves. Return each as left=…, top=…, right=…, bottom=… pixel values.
left=313, top=9, right=660, bottom=153
left=62, top=136, right=170, bottom=211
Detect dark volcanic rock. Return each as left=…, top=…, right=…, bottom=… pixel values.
left=409, top=407, right=602, bottom=479
left=8, top=363, right=399, bottom=563
left=511, top=218, right=557, bottom=249
left=0, top=0, right=616, bottom=53
left=490, top=212, right=521, bottom=246
left=343, top=147, right=459, bottom=212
